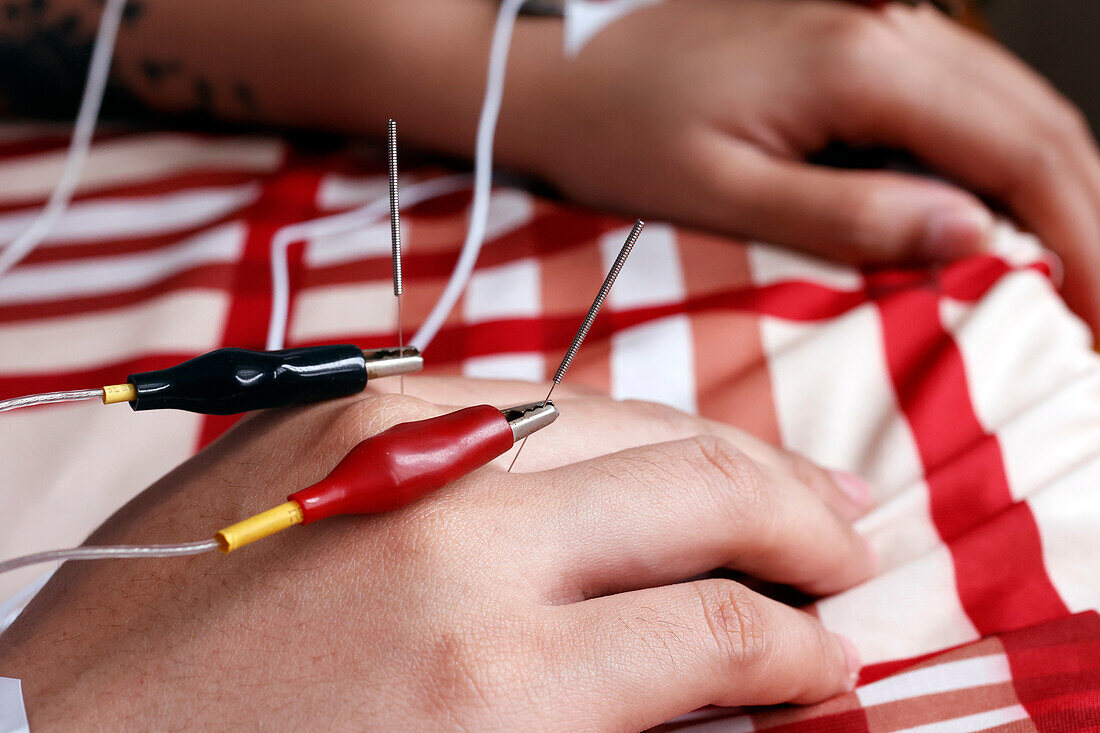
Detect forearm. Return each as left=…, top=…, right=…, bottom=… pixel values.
left=0, top=0, right=566, bottom=168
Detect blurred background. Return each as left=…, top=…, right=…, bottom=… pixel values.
left=986, top=0, right=1099, bottom=133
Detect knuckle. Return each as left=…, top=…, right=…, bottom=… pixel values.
left=814, top=12, right=897, bottom=81
left=1051, top=100, right=1093, bottom=143
left=691, top=580, right=770, bottom=672
left=422, top=628, right=522, bottom=726
left=683, top=436, right=771, bottom=523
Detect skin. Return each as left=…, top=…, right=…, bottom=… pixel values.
left=0, top=0, right=1090, bottom=724
left=2, top=0, right=1098, bottom=334
left=0, top=377, right=874, bottom=730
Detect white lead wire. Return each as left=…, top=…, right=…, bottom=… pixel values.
left=265, top=174, right=472, bottom=351
left=408, top=0, right=526, bottom=352
left=0, top=0, right=128, bottom=279
left=265, top=0, right=525, bottom=354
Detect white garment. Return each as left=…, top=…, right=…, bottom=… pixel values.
left=0, top=679, right=28, bottom=733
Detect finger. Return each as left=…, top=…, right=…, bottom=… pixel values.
left=885, top=3, right=1100, bottom=202
left=814, top=18, right=1100, bottom=334
left=374, top=379, right=875, bottom=520
left=555, top=579, right=858, bottom=729
left=503, top=396, right=874, bottom=519
left=694, top=136, right=994, bottom=264
left=527, top=437, right=876, bottom=600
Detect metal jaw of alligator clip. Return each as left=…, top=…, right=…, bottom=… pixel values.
left=502, top=400, right=559, bottom=441
left=363, top=347, right=423, bottom=380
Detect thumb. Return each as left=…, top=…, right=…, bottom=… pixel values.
left=697, top=139, right=994, bottom=264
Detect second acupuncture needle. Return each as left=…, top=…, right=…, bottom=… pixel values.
left=387, top=119, right=405, bottom=395
left=507, top=219, right=644, bottom=472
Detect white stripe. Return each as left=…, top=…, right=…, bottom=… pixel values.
left=316, top=172, right=430, bottom=210
left=0, top=184, right=260, bottom=246
left=463, top=353, right=544, bottom=381
left=818, top=544, right=979, bottom=665
left=288, top=283, right=396, bottom=344
left=1030, top=468, right=1100, bottom=614
left=942, top=270, right=1098, bottom=501
left=0, top=290, right=229, bottom=373
left=892, top=704, right=1029, bottom=733
left=464, top=258, right=541, bottom=323
left=759, top=306, right=923, bottom=496
left=0, top=222, right=246, bottom=304
left=483, top=189, right=535, bottom=243
left=304, top=223, right=392, bottom=268
left=611, top=315, right=697, bottom=414
left=857, top=654, right=1011, bottom=707
left=748, top=241, right=863, bottom=290
left=604, top=222, right=684, bottom=309
left=0, top=134, right=282, bottom=202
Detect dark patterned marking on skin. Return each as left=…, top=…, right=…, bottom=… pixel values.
left=140, top=58, right=181, bottom=84
left=121, top=1, right=143, bottom=25
left=56, top=12, right=79, bottom=36
left=232, top=82, right=258, bottom=115
left=0, top=1, right=144, bottom=117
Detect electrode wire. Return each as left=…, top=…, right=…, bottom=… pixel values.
left=407, top=0, right=526, bottom=352
left=0, top=388, right=103, bottom=413
left=265, top=174, right=471, bottom=351
left=387, top=119, right=405, bottom=395
left=0, top=0, right=128, bottom=279
left=507, top=220, right=644, bottom=472
left=0, top=540, right=219, bottom=576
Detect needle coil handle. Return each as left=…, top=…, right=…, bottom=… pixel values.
left=289, top=405, right=515, bottom=523
left=127, top=346, right=368, bottom=415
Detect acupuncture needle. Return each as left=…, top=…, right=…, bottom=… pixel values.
left=507, top=219, right=644, bottom=472
left=387, top=119, right=405, bottom=395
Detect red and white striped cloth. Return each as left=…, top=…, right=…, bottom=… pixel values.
left=0, top=126, right=1097, bottom=729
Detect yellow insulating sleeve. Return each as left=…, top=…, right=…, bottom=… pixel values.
left=102, top=383, right=137, bottom=405
left=215, top=501, right=304, bottom=553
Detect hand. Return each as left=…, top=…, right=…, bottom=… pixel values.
left=0, top=378, right=873, bottom=730
left=505, top=0, right=1100, bottom=336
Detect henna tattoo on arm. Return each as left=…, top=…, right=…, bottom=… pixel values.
left=0, top=0, right=258, bottom=122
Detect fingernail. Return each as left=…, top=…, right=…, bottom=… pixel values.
left=923, top=206, right=994, bottom=259
left=831, top=470, right=873, bottom=507
left=837, top=635, right=862, bottom=691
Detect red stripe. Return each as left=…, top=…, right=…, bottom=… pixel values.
left=875, top=282, right=1068, bottom=638
left=1000, top=611, right=1100, bottom=730
left=195, top=160, right=325, bottom=449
